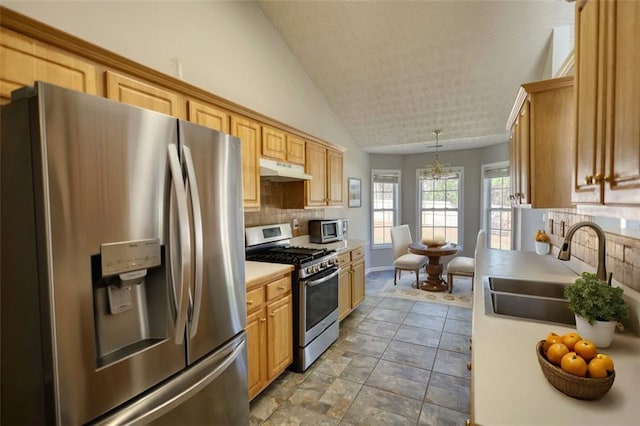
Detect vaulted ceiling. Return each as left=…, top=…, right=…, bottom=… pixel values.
left=258, top=0, right=575, bottom=154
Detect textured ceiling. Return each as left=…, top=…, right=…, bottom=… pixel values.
left=258, top=0, right=575, bottom=154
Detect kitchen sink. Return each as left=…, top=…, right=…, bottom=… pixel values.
left=484, top=277, right=576, bottom=326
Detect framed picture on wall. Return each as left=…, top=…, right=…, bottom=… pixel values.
left=348, top=177, right=361, bottom=208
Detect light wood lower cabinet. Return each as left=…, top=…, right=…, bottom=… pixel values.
left=337, top=245, right=366, bottom=321
left=246, top=273, right=293, bottom=400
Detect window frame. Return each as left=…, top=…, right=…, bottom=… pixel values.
left=415, top=166, right=464, bottom=248
left=371, top=169, right=401, bottom=249
left=481, top=161, right=512, bottom=251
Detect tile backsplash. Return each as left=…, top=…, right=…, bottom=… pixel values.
left=244, top=181, right=324, bottom=237
left=547, top=209, right=640, bottom=292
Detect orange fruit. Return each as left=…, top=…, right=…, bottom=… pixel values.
left=573, top=340, right=597, bottom=361
left=561, top=332, right=582, bottom=351
left=543, top=332, right=563, bottom=353
left=561, top=352, right=588, bottom=377
left=587, top=357, right=612, bottom=378
left=546, top=343, right=569, bottom=365
left=593, top=353, right=614, bottom=372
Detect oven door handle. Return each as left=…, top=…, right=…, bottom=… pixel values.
left=305, top=268, right=339, bottom=287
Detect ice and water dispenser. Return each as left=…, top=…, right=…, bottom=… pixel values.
left=92, top=239, right=169, bottom=368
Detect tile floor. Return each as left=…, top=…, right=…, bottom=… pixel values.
left=250, top=270, right=472, bottom=425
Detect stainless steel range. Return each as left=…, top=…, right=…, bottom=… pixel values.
left=245, top=223, right=339, bottom=372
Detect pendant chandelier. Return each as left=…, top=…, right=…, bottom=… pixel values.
left=422, top=129, right=452, bottom=180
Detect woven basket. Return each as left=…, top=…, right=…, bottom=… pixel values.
left=536, top=340, right=614, bottom=400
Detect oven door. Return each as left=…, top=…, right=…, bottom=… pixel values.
left=298, top=267, right=339, bottom=346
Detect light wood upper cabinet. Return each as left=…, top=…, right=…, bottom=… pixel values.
left=105, top=71, right=184, bottom=118
left=573, top=0, right=640, bottom=206
left=305, top=142, right=329, bottom=207
left=187, top=99, right=229, bottom=133
left=230, top=115, right=261, bottom=210
left=285, top=134, right=306, bottom=165
left=327, top=149, right=344, bottom=206
left=261, top=126, right=287, bottom=161
left=602, top=0, right=640, bottom=205
left=261, top=127, right=306, bottom=166
left=507, top=76, right=574, bottom=208
left=0, top=27, right=97, bottom=103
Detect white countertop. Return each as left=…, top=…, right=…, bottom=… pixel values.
left=245, top=261, right=294, bottom=288
left=472, top=249, right=640, bottom=426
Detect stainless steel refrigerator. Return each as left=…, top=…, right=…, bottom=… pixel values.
left=1, top=82, right=248, bottom=425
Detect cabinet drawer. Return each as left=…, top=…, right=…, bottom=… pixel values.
left=351, top=247, right=365, bottom=261
left=338, top=252, right=351, bottom=268
left=266, top=276, right=291, bottom=301
left=246, top=287, right=265, bottom=313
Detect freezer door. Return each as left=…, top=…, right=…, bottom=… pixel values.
left=179, top=121, right=246, bottom=364
left=92, top=332, right=249, bottom=425
left=3, top=83, right=187, bottom=424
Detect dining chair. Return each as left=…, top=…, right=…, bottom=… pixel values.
left=446, top=229, right=486, bottom=293
left=390, top=225, right=428, bottom=288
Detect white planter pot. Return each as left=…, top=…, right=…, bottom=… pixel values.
left=575, top=315, right=617, bottom=348
left=535, top=241, right=550, bottom=255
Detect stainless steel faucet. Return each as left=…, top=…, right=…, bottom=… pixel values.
left=557, top=221, right=611, bottom=284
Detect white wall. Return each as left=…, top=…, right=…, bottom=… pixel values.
left=4, top=0, right=371, bottom=240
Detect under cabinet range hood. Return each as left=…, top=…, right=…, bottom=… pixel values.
left=259, top=158, right=312, bottom=182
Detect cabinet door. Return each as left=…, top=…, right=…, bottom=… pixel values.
left=508, top=126, right=519, bottom=205
left=573, top=0, right=604, bottom=203
left=351, top=259, right=365, bottom=308
left=604, top=0, right=640, bottom=205
left=105, top=71, right=184, bottom=118
left=246, top=309, right=266, bottom=399
left=338, top=267, right=352, bottom=321
left=187, top=99, right=229, bottom=133
left=0, top=28, right=97, bottom=103
left=305, top=142, right=328, bottom=207
left=286, top=134, right=306, bottom=165
left=517, top=101, right=530, bottom=205
left=327, top=149, right=344, bottom=206
left=230, top=115, right=261, bottom=210
left=261, top=126, right=286, bottom=161
left=266, top=294, right=293, bottom=379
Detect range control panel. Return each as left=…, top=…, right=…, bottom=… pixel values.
left=101, top=239, right=161, bottom=277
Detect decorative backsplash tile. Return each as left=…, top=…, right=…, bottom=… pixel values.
left=547, top=209, right=640, bottom=292
left=244, top=181, right=324, bottom=237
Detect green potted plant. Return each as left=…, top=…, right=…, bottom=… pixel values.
left=564, top=272, right=628, bottom=348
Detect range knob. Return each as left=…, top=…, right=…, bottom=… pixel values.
left=321, top=261, right=328, bottom=268
left=306, top=266, right=314, bottom=275
left=313, top=265, right=320, bottom=273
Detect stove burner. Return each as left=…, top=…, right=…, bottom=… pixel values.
left=246, top=246, right=332, bottom=266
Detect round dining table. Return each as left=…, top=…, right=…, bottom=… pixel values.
left=408, top=242, right=459, bottom=292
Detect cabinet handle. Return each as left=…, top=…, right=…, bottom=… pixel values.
left=585, top=175, right=593, bottom=185
left=594, top=173, right=604, bottom=184
left=269, top=312, right=276, bottom=317
left=278, top=285, right=285, bottom=290
left=247, top=300, right=253, bottom=305
left=604, top=175, right=613, bottom=183
left=467, top=362, right=472, bottom=371
left=465, top=420, right=471, bottom=426
left=260, top=318, right=266, bottom=322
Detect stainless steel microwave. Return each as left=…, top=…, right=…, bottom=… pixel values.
left=309, top=219, right=345, bottom=243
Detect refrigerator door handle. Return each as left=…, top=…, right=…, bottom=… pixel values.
left=182, top=145, right=204, bottom=338
left=167, top=143, right=191, bottom=345
left=91, top=334, right=247, bottom=426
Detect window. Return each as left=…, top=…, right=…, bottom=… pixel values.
left=371, top=170, right=400, bottom=247
left=417, top=168, right=462, bottom=245
left=483, top=164, right=511, bottom=250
